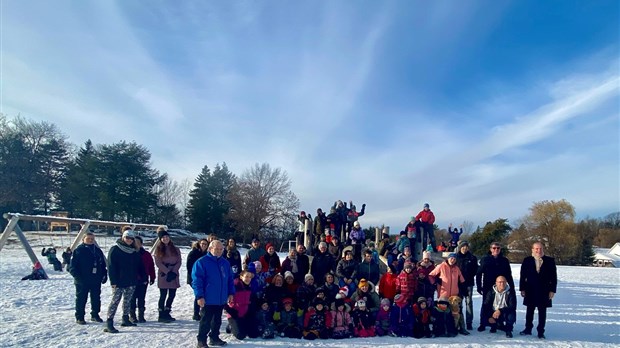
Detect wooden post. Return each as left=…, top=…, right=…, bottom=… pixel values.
left=0, top=215, right=20, bottom=252
left=71, top=221, right=91, bottom=251
left=14, top=224, right=45, bottom=269
left=304, top=218, right=313, bottom=255
left=374, top=227, right=380, bottom=247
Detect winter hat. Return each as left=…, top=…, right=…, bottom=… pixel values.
left=156, top=229, right=168, bottom=239
left=437, top=297, right=450, bottom=305
left=304, top=274, right=314, bottom=282
left=399, top=230, right=407, bottom=236
left=382, top=233, right=390, bottom=239
left=300, top=210, right=306, bottom=216
left=424, top=203, right=430, bottom=208
left=123, top=229, right=136, bottom=239
left=284, top=271, right=294, bottom=280
left=253, top=261, right=262, bottom=271
left=355, top=299, right=366, bottom=308
left=282, top=297, right=294, bottom=306
left=311, top=297, right=325, bottom=309
left=380, top=298, right=391, bottom=307
left=259, top=299, right=270, bottom=308
left=335, top=298, right=345, bottom=309
left=422, top=251, right=431, bottom=260
left=265, top=243, right=274, bottom=251
left=404, top=261, right=414, bottom=269
left=353, top=221, right=360, bottom=228
left=458, top=240, right=469, bottom=248
left=34, top=261, right=42, bottom=270
left=315, top=286, right=326, bottom=297
left=336, top=286, right=349, bottom=299
left=388, top=264, right=397, bottom=274
left=358, top=278, right=368, bottom=289
left=247, top=262, right=256, bottom=274
left=448, top=253, right=457, bottom=259
left=394, top=294, right=407, bottom=305
left=368, top=241, right=375, bottom=248
left=417, top=297, right=427, bottom=304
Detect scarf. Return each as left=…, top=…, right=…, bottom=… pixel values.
left=492, top=283, right=511, bottom=310
left=289, top=257, right=298, bottom=273
left=533, top=254, right=543, bottom=273
left=115, top=239, right=136, bottom=254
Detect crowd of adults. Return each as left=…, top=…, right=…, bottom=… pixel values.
left=61, top=201, right=557, bottom=348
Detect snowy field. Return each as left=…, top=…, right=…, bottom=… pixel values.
left=1, top=234, right=619, bottom=348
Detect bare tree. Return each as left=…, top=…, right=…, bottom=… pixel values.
left=461, top=220, right=475, bottom=234
left=229, top=163, right=300, bottom=243
left=177, top=178, right=192, bottom=228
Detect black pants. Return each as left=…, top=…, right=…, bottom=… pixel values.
left=158, top=288, right=177, bottom=309
left=197, top=305, right=224, bottom=342
left=524, top=305, right=547, bottom=334
left=75, top=282, right=101, bottom=318
left=228, top=316, right=251, bottom=340
left=130, top=283, right=148, bottom=311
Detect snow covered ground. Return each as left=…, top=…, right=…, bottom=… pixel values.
left=1, top=234, right=619, bottom=348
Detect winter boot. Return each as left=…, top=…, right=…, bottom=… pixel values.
left=137, top=308, right=146, bottom=323
left=158, top=309, right=172, bottom=323
left=121, top=314, right=137, bottom=327
left=91, top=314, right=103, bottom=323
left=129, top=309, right=138, bottom=324
left=76, top=316, right=86, bottom=325
left=103, top=319, right=119, bottom=333
left=165, top=307, right=176, bottom=321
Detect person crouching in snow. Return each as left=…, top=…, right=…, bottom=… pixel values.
left=482, top=275, right=517, bottom=338
left=224, top=270, right=256, bottom=340
left=352, top=300, right=376, bottom=337
left=331, top=298, right=354, bottom=339
left=274, top=297, right=302, bottom=338
left=303, top=298, right=332, bottom=340
left=389, top=294, right=414, bottom=337
left=412, top=296, right=432, bottom=338
left=432, top=297, right=457, bottom=337
left=375, top=298, right=391, bottom=336
left=255, top=300, right=276, bottom=339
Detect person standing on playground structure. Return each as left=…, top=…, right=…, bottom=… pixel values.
left=415, top=203, right=436, bottom=252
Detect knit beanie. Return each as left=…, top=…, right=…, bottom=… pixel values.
left=358, top=278, right=368, bottom=289
left=381, top=298, right=391, bottom=307
left=157, top=229, right=169, bottom=239
left=422, top=251, right=431, bottom=260
left=394, top=294, right=407, bottom=305
left=304, top=274, right=314, bottom=282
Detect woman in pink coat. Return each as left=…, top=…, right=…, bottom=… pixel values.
left=154, top=229, right=181, bottom=322
left=429, top=253, right=464, bottom=299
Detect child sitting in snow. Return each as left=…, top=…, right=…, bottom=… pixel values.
left=303, top=298, right=332, bottom=340
left=255, top=300, right=276, bottom=339
left=431, top=297, right=457, bottom=338
left=21, top=261, right=48, bottom=280
left=330, top=298, right=353, bottom=339
left=41, top=247, right=62, bottom=271
left=389, top=294, right=414, bottom=337
left=352, top=300, right=376, bottom=337
left=273, top=297, right=302, bottom=338
left=375, top=298, right=391, bottom=336
left=412, top=296, right=432, bottom=338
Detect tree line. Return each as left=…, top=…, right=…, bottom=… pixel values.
left=0, top=115, right=298, bottom=243
left=2, top=115, right=617, bottom=261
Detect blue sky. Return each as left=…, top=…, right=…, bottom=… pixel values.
left=2, top=1, right=619, bottom=231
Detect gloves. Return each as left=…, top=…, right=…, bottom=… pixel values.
left=101, top=275, right=107, bottom=284
left=166, top=271, right=178, bottom=282
left=477, top=288, right=483, bottom=295
left=362, top=204, right=366, bottom=209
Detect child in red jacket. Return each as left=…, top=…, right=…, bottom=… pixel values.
left=412, top=296, right=432, bottom=338
left=379, top=265, right=398, bottom=302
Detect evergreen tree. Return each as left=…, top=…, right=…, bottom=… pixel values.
left=469, top=218, right=512, bottom=258
left=187, top=163, right=235, bottom=234
left=59, top=140, right=101, bottom=218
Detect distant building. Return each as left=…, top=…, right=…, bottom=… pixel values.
left=592, top=243, right=620, bottom=267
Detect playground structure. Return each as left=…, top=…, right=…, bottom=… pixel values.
left=0, top=212, right=165, bottom=278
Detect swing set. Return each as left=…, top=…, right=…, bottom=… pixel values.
left=0, top=212, right=165, bottom=278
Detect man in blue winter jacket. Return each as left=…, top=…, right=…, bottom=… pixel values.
left=193, top=239, right=235, bottom=348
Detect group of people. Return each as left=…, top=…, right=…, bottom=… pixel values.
left=69, top=226, right=182, bottom=333
left=57, top=202, right=556, bottom=347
